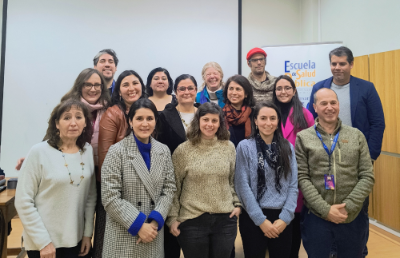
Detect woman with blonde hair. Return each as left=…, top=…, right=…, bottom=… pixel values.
left=196, top=62, right=225, bottom=108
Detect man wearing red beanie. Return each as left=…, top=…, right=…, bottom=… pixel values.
left=246, top=47, right=276, bottom=103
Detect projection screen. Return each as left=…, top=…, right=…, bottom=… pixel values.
left=1, top=0, right=238, bottom=176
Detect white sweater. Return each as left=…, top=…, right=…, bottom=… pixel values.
left=15, top=141, right=97, bottom=251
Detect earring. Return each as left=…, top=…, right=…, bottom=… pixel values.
left=56, top=129, right=60, bottom=135
left=256, top=125, right=258, bottom=130
left=120, top=95, right=122, bottom=101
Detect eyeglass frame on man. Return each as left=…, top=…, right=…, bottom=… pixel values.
left=249, top=57, right=266, bottom=63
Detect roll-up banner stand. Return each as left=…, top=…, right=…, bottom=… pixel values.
left=262, top=42, right=343, bottom=108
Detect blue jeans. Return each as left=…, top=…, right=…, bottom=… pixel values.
left=178, top=213, right=237, bottom=258
left=301, top=206, right=368, bottom=258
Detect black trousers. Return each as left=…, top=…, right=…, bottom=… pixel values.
left=239, top=209, right=292, bottom=258
left=93, top=180, right=106, bottom=258
left=289, top=212, right=301, bottom=258
left=164, top=224, right=181, bottom=258
left=178, top=213, right=237, bottom=258
left=27, top=242, right=81, bottom=258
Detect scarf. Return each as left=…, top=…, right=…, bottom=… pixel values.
left=81, top=97, right=105, bottom=166
left=223, top=104, right=252, bottom=138
left=198, top=86, right=225, bottom=107
left=255, top=133, right=283, bottom=202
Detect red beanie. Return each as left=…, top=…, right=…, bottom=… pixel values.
left=246, top=48, right=267, bottom=60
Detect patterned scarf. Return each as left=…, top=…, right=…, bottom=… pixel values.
left=255, top=133, right=283, bottom=202
left=81, top=97, right=105, bottom=166
left=223, top=104, right=252, bottom=138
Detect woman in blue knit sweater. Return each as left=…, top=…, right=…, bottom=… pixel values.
left=235, top=102, right=298, bottom=258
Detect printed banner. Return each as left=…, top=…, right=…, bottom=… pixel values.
left=262, top=43, right=342, bottom=108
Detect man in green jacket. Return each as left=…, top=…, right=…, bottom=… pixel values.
left=295, top=88, right=374, bottom=258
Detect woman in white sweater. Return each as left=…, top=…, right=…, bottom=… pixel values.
left=15, top=99, right=97, bottom=258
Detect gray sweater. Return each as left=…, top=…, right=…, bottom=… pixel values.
left=15, top=142, right=97, bottom=251
left=235, top=139, right=298, bottom=226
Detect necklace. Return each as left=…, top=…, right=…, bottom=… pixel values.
left=61, top=149, right=85, bottom=187
left=176, top=106, right=196, bottom=128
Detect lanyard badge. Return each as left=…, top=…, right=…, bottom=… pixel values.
left=315, top=125, right=339, bottom=190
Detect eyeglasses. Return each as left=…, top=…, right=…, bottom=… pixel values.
left=276, top=86, right=293, bottom=92
left=84, top=83, right=102, bottom=90
left=250, top=58, right=266, bottom=63
left=177, top=86, right=196, bottom=92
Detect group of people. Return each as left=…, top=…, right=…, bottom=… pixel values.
left=13, top=46, right=384, bottom=258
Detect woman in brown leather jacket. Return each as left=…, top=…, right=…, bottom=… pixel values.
left=93, top=70, right=146, bottom=258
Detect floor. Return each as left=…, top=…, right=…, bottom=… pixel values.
left=7, top=218, right=400, bottom=258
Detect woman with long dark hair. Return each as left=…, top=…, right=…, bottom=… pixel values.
left=235, top=102, right=298, bottom=258
left=272, top=75, right=314, bottom=258
left=222, top=75, right=256, bottom=147
left=95, top=70, right=146, bottom=257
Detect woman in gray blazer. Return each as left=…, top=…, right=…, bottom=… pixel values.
left=101, top=99, right=176, bottom=258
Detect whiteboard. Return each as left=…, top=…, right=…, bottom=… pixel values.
left=1, top=0, right=238, bottom=176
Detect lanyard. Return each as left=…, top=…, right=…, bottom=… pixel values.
left=314, top=125, right=339, bottom=173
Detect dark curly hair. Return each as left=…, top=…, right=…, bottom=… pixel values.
left=43, top=99, right=93, bottom=152
left=186, top=102, right=230, bottom=145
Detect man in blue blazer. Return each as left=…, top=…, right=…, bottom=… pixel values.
left=308, top=46, right=385, bottom=258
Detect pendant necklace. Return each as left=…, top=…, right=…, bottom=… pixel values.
left=176, top=106, right=196, bottom=128
left=61, top=149, right=85, bottom=187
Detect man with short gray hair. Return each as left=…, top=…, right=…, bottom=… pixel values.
left=93, top=49, right=118, bottom=95
left=307, top=46, right=385, bottom=257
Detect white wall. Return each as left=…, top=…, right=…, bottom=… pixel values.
left=301, top=0, right=400, bottom=56
left=242, top=0, right=301, bottom=76
left=300, top=0, right=319, bottom=43
left=1, top=0, right=238, bottom=176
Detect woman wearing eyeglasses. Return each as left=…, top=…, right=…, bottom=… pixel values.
left=157, top=74, right=199, bottom=258
left=61, top=68, right=110, bottom=172
left=272, top=75, right=314, bottom=258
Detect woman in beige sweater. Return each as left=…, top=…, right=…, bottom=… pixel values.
left=167, top=102, right=241, bottom=258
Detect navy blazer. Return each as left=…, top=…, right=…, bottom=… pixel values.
left=307, top=76, right=385, bottom=160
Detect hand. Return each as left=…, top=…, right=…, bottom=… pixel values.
left=15, top=157, right=25, bottom=170
left=40, top=242, right=56, bottom=258
left=260, top=219, right=279, bottom=238
left=170, top=221, right=181, bottom=237
left=229, top=207, right=241, bottom=218
left=338, top=205, right=348, bottom=216
left=78, top=236, right=91, bottom=256
left=137, top=223, right=157, bottom=244
left=272, top=219, right=287, bottom=234
left=0, top=175, right=4, bottom=180
left=150, top=220, right=159, bottom=229
left=327, top=203, right=348, bottom=224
